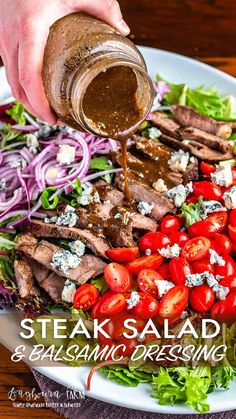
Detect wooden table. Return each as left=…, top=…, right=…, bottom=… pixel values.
left=0, top=0, right=236, bottom=418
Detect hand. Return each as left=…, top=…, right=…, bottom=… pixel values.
left=0, top=0, right=130, bottom=124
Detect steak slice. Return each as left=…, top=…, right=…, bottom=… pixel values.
left=26, top=258, right=65, bottom=302
left=15, top=234, right=106, bottom=284
left=115, top=174, right=175, bottom=221
left=159, top=134, right=234, bottom=162
left=104, top=223, right=135, bottom=247
left=93, top=180, right=124, bottom=205
left=151, top=112, right=180, bottom=137
left=172, top=105, right=232, bottom=139
left=23, top=220, right=110, bottom=258
left=14, top=259, right=40, bottom=298
left=178, top=126, right=230, bottom=154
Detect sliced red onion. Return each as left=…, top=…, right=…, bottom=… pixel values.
left=12, top=124, right=38, bottom=132
left=83, top=168, right=122, bottom=182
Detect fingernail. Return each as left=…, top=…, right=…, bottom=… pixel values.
left=118, top=19, right=130, bottom=35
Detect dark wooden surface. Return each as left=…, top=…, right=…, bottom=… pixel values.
left=0, top=1, right=236, bottom=418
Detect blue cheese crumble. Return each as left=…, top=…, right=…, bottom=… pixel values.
left=167, top=182, right=193, bottom=207
left=137, top=201, right=154, bottom=215
left=10, top=157, right=27, bottom=169
left=61, top=279, right=76, bottom=303
left=155, top=279, right=175, bottom=297
left=212, top=284, right=229, bottom=301
left=126, top=291, right=140, bottom=309
left=209, top=249, right=225, bottom=266
left=152, top=178, right=168, bottom=192
left=223, top=186, right=236, bottom=209
left=68, top=240, right=86, bottom=257
left=145, top=248, right=152, bottom=256
left=0, top=178, right=7, bottom=192
left=168, top=150, right=190, bottom=172
left=148, top=127, right=161, bottom=140
left=201, top=200, right=226, bottom=218
left=57, top=144, right=76, bottom=165
left=158, top=243, right=181, bottom=258
left=77, top=187, right=100, bottom=206
left=185, top=272, right=205, bottom=287
left=51, top=250, right=81, bottom=274
left=26, top=133, right=39, bottom=154
left=211, top=162, right=232, bottom=187
left=185, top=271, right=229, bottom=300
left=57, top=205, right=78, bottom=228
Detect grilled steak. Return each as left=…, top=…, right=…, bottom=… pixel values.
left=151, top=112, right=180, bottom=136
left=93, top=180, right=124, bottom=205
left=15, top=234, right=106, bottom=284
left=14, top=259, right=40, bottom=298
left=178, top=126, right=230, bottom=154
left=23, top=220, right=110, bottom=258
left=104, top=223, right=135, bottom=247
left=172, top=105, right=232, bottom=139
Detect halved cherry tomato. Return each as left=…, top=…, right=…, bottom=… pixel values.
left=157, top=263, right=170, bottom=280
left=228, top=224, right=236, bottom=242
left=211, top=291, right=236, bottom=324
left=169, top=257, right=193, bottom=285
left=160, top=215, right=180, bottom=235
left=213, top=233, right=232, bottom=255
left=73, top=284, right=98, bottom=311
left=155, top=313, right=181, bottom=327
left=220, top=275, right=236, bottom=290
left=159, top=285, right=189, bottom=319
left=129, top=292, right=159, bottom=319
left=118, top=338, right=139, bottom=356
left=192, top=181, right=222, bottom=200
left=189, top=212, right=228, bottom=238
left=200, top=162, right=216, bottom=176
left=191, top=258, right=215, bottom=275
left=91, top=291, right=117, bottom=318
left=169, top=231, right=189, bottom=247
left=229, top=209, right=236, bottom=227
left=189, top=284, right=215, bottom=313
left=97, top=318, right=116, bottom=344
left=106, top=247, right=139, bottom=263
left=139, top=232, right=170, bottom=254
left=232, top=167, right=236, bottom=181
left=99, top=292, right=126, bottom=316
left=112, top=312, right=145, bottom=340
left=215, top=255, right=236, bottom=277
left=126, top=254, right=163, bottom=275
left=181, top=237, right=211, bottom=261
left=104, top=263, right=132, bottom=293
left=138, top=269, right=162, bottom=297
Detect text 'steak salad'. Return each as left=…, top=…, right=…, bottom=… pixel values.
left=0, top=77, right=236, bottom=414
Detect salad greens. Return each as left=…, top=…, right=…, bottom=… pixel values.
left=6, top=101, right=26, bottom=125
left=158, top=75, right=236, bottom=121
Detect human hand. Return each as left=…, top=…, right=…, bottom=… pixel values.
left=0, top=0, right=130, bottom=124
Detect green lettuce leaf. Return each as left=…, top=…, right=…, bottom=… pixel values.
left=6, top=101, right=26, bottom=125
left=180, top=197, right=204, bottom=227
left=91, top=277, right=108, bottom=294
left=90, top=156, right=114, bottom=171
left=40, top=187, right=61, bottom=209
left=101, top=366, right=152, bottom=387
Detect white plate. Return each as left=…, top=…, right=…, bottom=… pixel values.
left=1, top=47, right=236, bottom=414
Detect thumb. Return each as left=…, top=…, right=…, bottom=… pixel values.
left=69, top=0, right=130, bottom=35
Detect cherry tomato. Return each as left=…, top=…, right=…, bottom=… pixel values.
left=189, top=284, right=215, bottom=313
left=229, top=209, right=236, bottom=227
left=138, top=269, right=162, bottom=297
left=160, top=215, right=180, bottom=235
left=157, top=263, right=170, bottom=280
left=91, top=291, right=114, bottom=318
left=169, top=231, right=189, bottom=247
left=232, top=167, right=236, bottom=181
left=192, top=258, right=215, bottom=275
left=231, top=241, right=236, bottom=256
left=126, top=254, right=163, bottom=275
left=156, top=313, right=181, bottom=327
left=213, top=233, right=232, bottom=255
left=189, top=212, right=228, bottom=238
left=215, top=255, right=236, bottom=277
left=200, top=162, right=216, bottom=176
left=73, top=284, right=98, bottom=311
left=228, top=224, right=236, bottom=242
left=104, top=263, right=132, bottom=293
left=192, top=181, right=222, bottom=200
left=106, top=247, right=139, bottom=263
left=129, top=292, right=159, bottom=319
left=159, top=285, right=189, bottom=319
left=98, top=292, right=126, bottom=316
left=97, top=318, right=116, bottom=344
left=181, top=237, right=211, bottom=261
left=220, top=275, right=236, bottom=290
left=211, top=291, right=236, bottom=324
left=139, top=232, right=170, bottom=254
left=112, top=312, right=145, bottom=340
left=169, top=257, right=193, bottom=285
left=118, top=338, right=139, bottom=356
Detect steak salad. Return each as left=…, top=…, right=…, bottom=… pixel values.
left=0, top=77, right=236, bottom=413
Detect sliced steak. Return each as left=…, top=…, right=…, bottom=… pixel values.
left=151, top=112, right=180, bottom=137
left=178, top=126, right=230, bottom=154
left=104, top=223, right=135, bottom=247
left=26, top=258, right=65, bottom=302
left=172, top=105, right=232, bottom=139
left=14, top=259, right=40, bottom=298
left=15, top=234, right=106, bottom=284
left=115, top=174, right=175, bottom=221
left=93, top=180, right=124, bottom=205
left=23, top=220, right=110, bottom=258
left=159, top=134, right=233, bottom=162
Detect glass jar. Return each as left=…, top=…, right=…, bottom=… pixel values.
left=42, top=13, right=154, bottom=137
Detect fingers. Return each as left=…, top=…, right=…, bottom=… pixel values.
left=73, top=0, right=130, bottom=35
left=18, top=23, right=57, bottom=125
